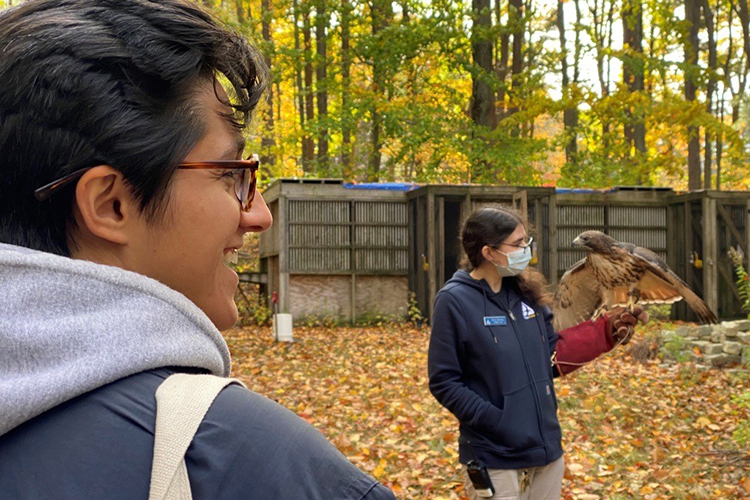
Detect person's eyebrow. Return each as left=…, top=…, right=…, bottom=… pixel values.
left=221, top=136, right=246, bottom=159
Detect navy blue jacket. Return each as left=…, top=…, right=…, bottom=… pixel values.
left=0, top=368, right=395, bottom=500
left=428, top=270, right=563, bottom=469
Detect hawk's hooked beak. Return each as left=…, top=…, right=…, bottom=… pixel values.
left=572, top=236, right=583, bottom=247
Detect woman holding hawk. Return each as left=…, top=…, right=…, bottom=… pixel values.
left=428, top=206, right=649, bottom=500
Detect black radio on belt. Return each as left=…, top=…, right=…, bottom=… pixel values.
left=465, top=440, right=494, bottom=498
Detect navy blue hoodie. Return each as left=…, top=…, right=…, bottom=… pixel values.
left=0, top=368, right=396, bottom=500
left=428, top=270, right=563, bottom=469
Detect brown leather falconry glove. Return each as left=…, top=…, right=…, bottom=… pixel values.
left=606, top=306, right=649, bottom=346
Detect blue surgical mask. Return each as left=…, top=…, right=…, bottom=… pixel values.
left=493, top=245, right=532, bottom=277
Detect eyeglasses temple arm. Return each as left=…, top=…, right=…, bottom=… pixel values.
left=34, top=167, right=92, bottom=201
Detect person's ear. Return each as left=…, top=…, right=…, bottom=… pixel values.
left=481, top=245, right=493, bottom=262
left=74, top=165, right=138, bottom=245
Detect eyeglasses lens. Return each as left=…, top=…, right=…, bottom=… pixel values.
left=235, top=168, right=257, bottom=212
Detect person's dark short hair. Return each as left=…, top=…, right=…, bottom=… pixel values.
left=0, top=0, right=267, bottom=256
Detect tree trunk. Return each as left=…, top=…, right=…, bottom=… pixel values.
left=647, top=7, right=656, bottom=93
left=573, top=0, right=582, bottom=83
left=340, top=0, right=352, bottom=176
left=315, top=0, right=329, bottom=173
left=367, top=0, right=391, bottom=181
left=522, top=0, right=536, bottom=138
left=507, top=0, right=524, bottom=125
left=369, top=0, right=383, bottom=181
left=725, top=0, right=740, bottom=124
left=685, top=0, right=701, bottom=191
left=603, top=0, right=615, bottom=144
left=471, top=0, right=496, bottom=129
left=260, top=0, right=275, bottom=167
left=724, top=0, right=744, bottom=125
left=303, top=7, right=316, bottom=171
left=738, top=0, right=750, bottom=65
left=702, top=0, right=717, bottom=189
left=590, top=0, right=614, bottom=142
left=402, top=0, right=417, bottom=179
left=622, top=0, right=646, bottom=164
left=494, top=0, right=510, bottom=121
left=510, top=0, right=524, bottom=84
left=235, top=0, right=245, bottom=23
left=591, top=0, right=606, bottom=95
left=275, top=81, right=282, bottom=132
left=735, top=0, right=750, bottom=123
left=732, top=68, right=747, bottom=124
left=293, top=0, right=306, bottom=169
left=717, top=89, right=725, bottom=190
left=557, top=0, right=577, bottom=163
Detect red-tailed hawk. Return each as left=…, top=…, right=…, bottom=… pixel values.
left=552, top=230, right=717, bottom=332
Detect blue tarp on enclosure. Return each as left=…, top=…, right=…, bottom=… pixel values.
left=343, top=182, right=419, bottom=191
left=556, top=186, right=673, bottom=194
left=555, top=187, right=605, bottom=194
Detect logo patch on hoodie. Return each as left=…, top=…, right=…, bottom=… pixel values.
left=521, top=302, right=536, bottom=320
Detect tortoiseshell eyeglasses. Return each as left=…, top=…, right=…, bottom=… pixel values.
left=33, top=155, right=260, bottom=212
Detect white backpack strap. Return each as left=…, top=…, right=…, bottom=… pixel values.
left=149, top=374, right=243, bottom=500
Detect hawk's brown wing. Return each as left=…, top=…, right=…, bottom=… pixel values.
left=552, top=259, right=603, bottom=332
left=629, top=246, right=718, bottom=324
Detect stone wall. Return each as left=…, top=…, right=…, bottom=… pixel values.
left=288, top=274, right=408, bottom=323
left=662, top=320, right=750, bottom=367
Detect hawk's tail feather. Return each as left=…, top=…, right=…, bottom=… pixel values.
left=677, top=283, right=718, bottom=324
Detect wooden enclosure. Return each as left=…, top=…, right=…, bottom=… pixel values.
left=667, top=191, right=750, bottom=320
left=257, top=180, right=750, bottom=323
left=258, top=179, right=411, bottom=322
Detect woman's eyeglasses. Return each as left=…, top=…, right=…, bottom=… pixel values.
left=34, top=155, right=260, bottom=212
left=500, top=237, right=534, bottom=250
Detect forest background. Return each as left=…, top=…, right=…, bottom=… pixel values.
left=3, top=0, right=750, bottom=190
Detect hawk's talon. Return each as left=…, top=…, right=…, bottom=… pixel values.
left=591, top=304, right=609, bottom=322
left=626, top=288, right=642, bottom=313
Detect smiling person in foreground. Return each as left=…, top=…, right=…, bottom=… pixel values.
left=0, top=1, right=395, bottom=499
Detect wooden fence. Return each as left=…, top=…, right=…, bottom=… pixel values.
left=258, top=180, right=750, bottom=323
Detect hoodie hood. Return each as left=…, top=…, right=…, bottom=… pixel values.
left=0, top=243, right=231, bottom=436
left=445, top=269, right=523, bottom=307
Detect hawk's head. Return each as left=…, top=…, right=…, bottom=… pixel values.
left=572, top=230, right=617, bottom=253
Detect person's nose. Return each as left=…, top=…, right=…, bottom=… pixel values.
left=240, top=191, right=273, bottom=233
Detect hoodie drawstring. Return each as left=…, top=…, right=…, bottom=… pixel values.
left=481, top=286, right=498, bottom=344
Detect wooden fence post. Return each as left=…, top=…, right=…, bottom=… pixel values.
left=279, top=193, right=289, bottom=314
left=548, top=194, right=558, bottom=287
left=427, top=191, right=437, bottom=321
left=702, top=195, right=719, bottom=316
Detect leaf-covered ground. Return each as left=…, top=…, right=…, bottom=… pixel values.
left=226, top=322, right=750, bottom=499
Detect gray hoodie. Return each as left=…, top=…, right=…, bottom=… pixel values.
left=0, top=243, right=395, bottom=500
left=0, top=242, right=230, bottom=437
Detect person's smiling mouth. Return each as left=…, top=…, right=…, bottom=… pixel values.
left=223, top=247, right=239, bottom=265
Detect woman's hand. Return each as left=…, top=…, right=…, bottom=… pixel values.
left=607, top=306, right=649, bottom=345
